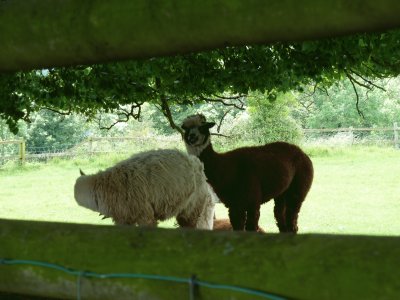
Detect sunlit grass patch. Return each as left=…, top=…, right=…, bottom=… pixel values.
left=1, top=146, right=399, bottom=235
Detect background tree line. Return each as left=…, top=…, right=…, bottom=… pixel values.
left=1, top=75, right=399, bottom=152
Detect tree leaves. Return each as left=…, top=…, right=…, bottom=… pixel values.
left=2, top=29, right=400, bottom=133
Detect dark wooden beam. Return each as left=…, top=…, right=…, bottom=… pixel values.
left=1, top=0, right=400, bottom=72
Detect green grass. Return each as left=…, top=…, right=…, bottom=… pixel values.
left=1, top=146, right=399, bottom=235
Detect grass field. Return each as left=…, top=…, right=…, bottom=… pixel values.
left=1, top=146, right=399, bottom=235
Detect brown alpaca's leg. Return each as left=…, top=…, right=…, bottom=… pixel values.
left=274, top=192, right=303, bottom=233
left=284, top=155, right=314, bottom=233
left=244, top=180, right=262, bottom=231
left=284, top=165, right=313, bottom=233
left=273, top=197, right=288, bottom=232
left=285, top=196, right=305, bottom=233
left=245, top=205, right=260, bottom=231
left=228, top=207, right=246, bottom=231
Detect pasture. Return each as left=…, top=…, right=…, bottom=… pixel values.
left=0, top=146, right=399, bottom=236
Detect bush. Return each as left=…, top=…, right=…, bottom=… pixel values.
left=216, top=92, right=303, bottom=149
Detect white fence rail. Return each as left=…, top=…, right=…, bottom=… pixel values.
left=303, top=123, right=399, bottom=147
left=1, top=123, right=399, bottom=165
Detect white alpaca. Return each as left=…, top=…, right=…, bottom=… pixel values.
left=74, top=149, right=215, bottom=229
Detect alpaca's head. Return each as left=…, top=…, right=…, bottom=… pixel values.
left=181, top=114, right=215, bottom=156
left=74, top=171, right=98, bottom=212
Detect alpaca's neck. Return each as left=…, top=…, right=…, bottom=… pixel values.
left=199, top=143, right=218, bottom=163
left=198, top=144, right=225, bottom=197
left=185, top=136, right=213, bottom=157
left=186, top=140, right=220, bottom=179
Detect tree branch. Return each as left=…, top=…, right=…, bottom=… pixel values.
left=297, top=97, right=315, bottom=112
left=200, top=95, right=246, bottom=110
left=42, top=107, right=72, bottom=116
left=98, top=103, right=143, bottom=130
left=349, top=69, right=386, bottom=91
left=346, top=73, right=365, bottom=119
left=345, top=71, right=373, bottom=91
left=211, top=93, right=247, bottom=100
left=360, top=63, right=384, bottom=79
left=155, top=77, right=183, bottom=136
left=216, top=109, right=231, bottom=133
left=211, top=132, right=230, bottom=138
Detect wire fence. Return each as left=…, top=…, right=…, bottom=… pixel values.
left=0, top=258, right=288, bottom=300
left=1, top=124, right=399, bottom=166
left=303, top=124, right=399, bottom=147
left=0, top=135, right=183, bottom=165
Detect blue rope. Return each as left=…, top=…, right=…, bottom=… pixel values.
left=0, top=258, right=288, bottom=300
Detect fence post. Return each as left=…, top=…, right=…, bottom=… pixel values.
left=394, top=122, right=399, bottom=149
left=348, top=126, right=354, bottom=145
left=19, top=140, right=26, bottom=165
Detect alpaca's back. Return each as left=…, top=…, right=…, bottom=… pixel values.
left=205, top=141, right=313, bottom=203
left=76, top=149, right=213, bottom=226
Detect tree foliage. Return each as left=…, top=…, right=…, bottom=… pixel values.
left=246, top=92, right=303, bottom=144
left=23, top=110, right=90, bottom=152
left=1, top=29, right=400, bottom=133
left=295, top=78, right=400, bottom=129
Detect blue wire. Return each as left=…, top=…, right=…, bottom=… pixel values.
left=0, top=258, right=287, bottom=300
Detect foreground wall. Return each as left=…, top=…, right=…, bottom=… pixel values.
left=2, top=0, right=400, bottom=72
left=0, top=219, right=399, bottom=299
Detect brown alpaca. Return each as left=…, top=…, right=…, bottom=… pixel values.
left=213, top=218, right=265, bottom=233
left=181, top=114, right=314, bottom=233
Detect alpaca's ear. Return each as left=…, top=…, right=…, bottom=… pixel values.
left=206, top=122, right=216, bottom=129
left=79, top=169, right=86, bottom=176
